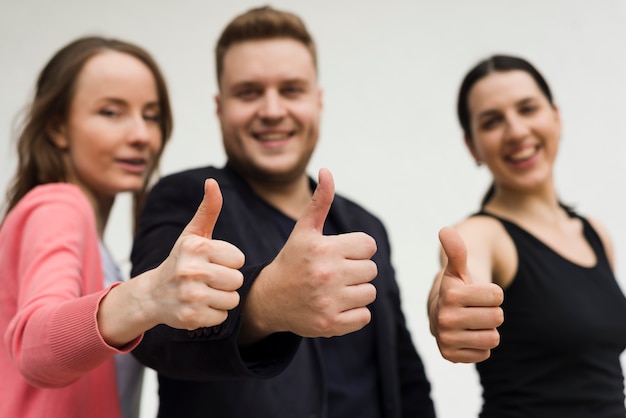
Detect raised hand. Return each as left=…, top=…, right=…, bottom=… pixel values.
left=430, top=227, right=504, bottom=363
left=240, top=168, right=378, bottom=343
left=98, top=179, right=245, bottom=347
left=148, top=178, right=245, bottom=330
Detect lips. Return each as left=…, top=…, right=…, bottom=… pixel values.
left=253, top=131, right=295, bottom=142
left=507, top=146, right=538, bottom=163
left=115, top=157, right=149, bottom=174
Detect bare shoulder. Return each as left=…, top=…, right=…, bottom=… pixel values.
left=450, top=215, right=517, bottom=287
left=453, top=214, right=506, bottom=247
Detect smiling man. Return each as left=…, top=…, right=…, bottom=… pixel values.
left=130, top=6, right=435, bottom=418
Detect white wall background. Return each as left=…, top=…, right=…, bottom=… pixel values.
left=2, top=1, right=625, bottom=417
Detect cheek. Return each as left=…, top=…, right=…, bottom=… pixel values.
left=68, top=141, right=101, bottom=175
left=221, top=103, right=254, bottom=130
left=294, top=103, right=321, bottom=129
left=473, top=134, right=499, bottom=158
left=150, top=128, right=163, bottom=151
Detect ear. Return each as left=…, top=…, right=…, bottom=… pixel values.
left=47, top=119, right=69, bottom=150
left=552, top=102, right=562, bottom=126
left=215, top=93, right=223, bottom=119
left=317, top=87, right=324, bottom=112
left=464, top=134, right=481, bottom=164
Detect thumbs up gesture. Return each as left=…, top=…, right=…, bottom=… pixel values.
left=97, top=179, right=245, bottom=347
left=239, top=168, right=378, bottom=344
left=144, top=178, right=245, bottom=330
left=429, top=227, right=504, bottom=363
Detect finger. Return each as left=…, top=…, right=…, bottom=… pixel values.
left=293, top=168, right=334, bottom=234
left=201, top=263, right=244, bottom=292
left=205, top=289, right=241, bottom=311
left=439, top=347, right=494, bottom=364
left=205, top=240, right=246, bottom=270
left=327, top=232, right=377, bottom=260
left=340, top=282, right=377, bottom=309
left=181, top=178, right=223, bottom=239
left=439, top=226, right=472, bottom=284
left=438, top=305, right=504, bottom=330
left=438, top=328, right=501, bottom=351
left=333, top=306, right=372, bottom=336
left=440, top=283, right=504, bottom=308
left=336, top=258, right=378, bottom=286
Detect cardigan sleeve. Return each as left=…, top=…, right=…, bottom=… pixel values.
left=2, top=184, right=141, bottom=388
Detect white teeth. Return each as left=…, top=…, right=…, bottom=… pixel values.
left=257, top=133, right=289, bottom=141
left=509, top=147, right=535, bottom=162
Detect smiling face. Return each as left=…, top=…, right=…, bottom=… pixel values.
left=466, top=70, right=561, bottom=196
left=51, top=51, right=162, bottom=207
left=215, top=38, right=322, bottom=186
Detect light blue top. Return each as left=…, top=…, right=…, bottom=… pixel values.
left=99, top=242, right=144, bottom=418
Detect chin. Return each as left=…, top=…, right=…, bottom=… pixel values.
left=116, top=180, right=147, bottom=194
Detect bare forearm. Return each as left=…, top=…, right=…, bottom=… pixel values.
left=96, top=274, right=157, bottom=348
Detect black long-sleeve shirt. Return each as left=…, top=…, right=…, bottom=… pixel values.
left=131, top=165, right=435, bottom=418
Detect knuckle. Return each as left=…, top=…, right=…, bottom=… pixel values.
left=367, top=284, right=377, bottom=303
left=177, top=307, right=199, bottom=329
left=367, top=260, right=378, bottom=280
left=493, top=307, right=505, bottom=326
left=177, top=283, right=200, bottom=304
left=358, top=233, right=377, bottom=255
left=440, top=287, right=462, bottom=305
left=226, top=291, right=241, bottom=309
left=309, top=239, right=332, bottom=258
left=436, top=309, right=458, bottom=330
left=313, top=316, right=333, bottom=336
left=437, top=331, right=456, bottom=348
left=210, top=310, right=228, bottom=326
left=489, top=284, right=505, bottom=304
left=486, top=330, right=501, bottom=348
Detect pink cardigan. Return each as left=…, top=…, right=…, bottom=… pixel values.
left=0, top=184, right=141, bottom=418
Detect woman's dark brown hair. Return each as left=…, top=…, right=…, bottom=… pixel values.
left=457, top=55, right=554, bottom=206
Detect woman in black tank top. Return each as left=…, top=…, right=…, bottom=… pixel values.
left=427, top=55, right=626, bottom=417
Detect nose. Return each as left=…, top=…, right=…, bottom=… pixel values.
left=127, top=115, right=153, bottom=145
left=258, top=90, right=286, bottom=120
left=504, top=114, right=530, bottom=141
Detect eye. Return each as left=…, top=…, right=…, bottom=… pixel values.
left=281, top=85, right=305, bottom=97
left=519, top=104, right=538, bottom=115
left=99, top=107, right=120, bottom=117
left=143, top=112, right=161, bottom=123
left=480, top=115, right=502, bottom=131
left=236, top=88, right=261, bottom=100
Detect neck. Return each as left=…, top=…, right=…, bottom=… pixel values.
left=485, top=182, right=565, bottom=225
left=247, top=174, right=312, bottom=220
left=78, top=185, right=114, bottom=239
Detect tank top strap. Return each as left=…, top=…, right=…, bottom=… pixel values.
left=563, top=210, right=612, bottom=270
left=471, top=210, right=511, bottom=225
left=472, top=208, right=612, bottom=271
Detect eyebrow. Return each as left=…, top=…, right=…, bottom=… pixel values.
left=230, top=77, right=309, bottom=88
left=476, top=96, right=537, bottom=120
left=97, top=97, right=160, bottom=108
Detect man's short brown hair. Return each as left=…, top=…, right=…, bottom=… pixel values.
left=215, top=5, right=317, bottom=87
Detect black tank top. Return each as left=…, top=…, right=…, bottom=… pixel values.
left=474, top=211, right=626, bottom=418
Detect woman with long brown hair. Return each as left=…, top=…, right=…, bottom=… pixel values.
left=0, top=36, right=244, bottom=418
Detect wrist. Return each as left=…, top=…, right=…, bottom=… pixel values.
left=238, top=267, right=278, bottom=345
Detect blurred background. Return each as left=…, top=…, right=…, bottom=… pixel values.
left=2, top=1, right=625, bottom=416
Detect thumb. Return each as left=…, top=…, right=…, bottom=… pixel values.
left=294, top=168, right=335, bottom=234
left=439, top=226, right=472, bottom=284
left=181, top=178, right=223, bottom=238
